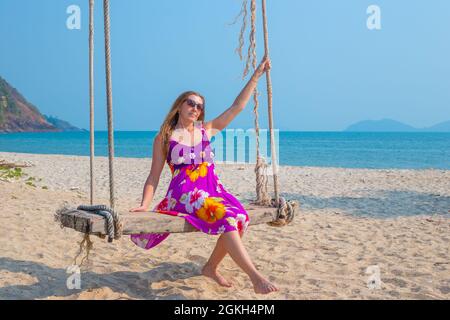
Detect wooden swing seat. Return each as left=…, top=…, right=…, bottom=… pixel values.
left=58, top=204, right=282, bottom=236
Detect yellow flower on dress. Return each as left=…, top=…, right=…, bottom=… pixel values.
left=196, top=197, right=226, bottom=224
left=187, top=168, right=199, bottom=181
left=186, top=162, right=208, bottom=182
left=198, top=162, right=208, bottom=176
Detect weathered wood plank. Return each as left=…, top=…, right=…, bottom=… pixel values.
left=58, top=205, right=278, bottom=235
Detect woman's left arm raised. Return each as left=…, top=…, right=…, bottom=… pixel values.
left=204, top=56, right=271, bottom=136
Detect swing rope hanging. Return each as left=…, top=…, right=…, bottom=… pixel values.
left=55, top=0, right=297, bottom=259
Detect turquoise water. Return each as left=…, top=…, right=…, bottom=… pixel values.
left=1, top=131, right=449, bottom=169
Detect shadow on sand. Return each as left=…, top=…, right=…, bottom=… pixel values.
left=0, top=257, right=202, bottom=300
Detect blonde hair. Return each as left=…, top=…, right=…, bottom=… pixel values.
left=159, top=91, right=205, bottom=159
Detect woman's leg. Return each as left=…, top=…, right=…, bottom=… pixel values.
left=203, top=230, right=278, bottom=294
left=220, top=230, right=278, bottom=294
left=201, top=231, right=244, bottom=287
left=206, top=231, right=244, bottom=268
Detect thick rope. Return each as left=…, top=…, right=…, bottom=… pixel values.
left=268, top=196, right=296, bottom=227
left=103, top=0, right=116, bottom=210
left=250, top=0, right=270, bottom=205
left=77, top=204, right=123, bottom=242
left=89, top=0, right=95, bottom=205
left=236, top=0, right=270, bottom=205
left=255, top=157, right=270, bottom=205
left=261, top=0, right=280, bottom=207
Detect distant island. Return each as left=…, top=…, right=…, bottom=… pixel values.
left=344, top=118, right=450, bottom=132
left=0, top=75, right=84, bottom=133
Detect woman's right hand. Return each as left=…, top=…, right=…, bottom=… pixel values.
left=254, top=55, right=271, bottom=79
left=129, top=205, right=148, bottom=212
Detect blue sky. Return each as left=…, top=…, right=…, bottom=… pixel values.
left=0, top=0, right=449, bottom=131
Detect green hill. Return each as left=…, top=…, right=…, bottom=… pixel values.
left=0, top=76, right=82, bottom=132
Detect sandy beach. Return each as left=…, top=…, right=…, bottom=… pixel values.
left=0, top=151, right=449, bottom=300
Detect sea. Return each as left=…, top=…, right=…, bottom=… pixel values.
left=0, top=131, right=450, bottom=169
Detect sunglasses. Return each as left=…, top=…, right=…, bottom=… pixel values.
left=185, top=98, right=204, bottom=112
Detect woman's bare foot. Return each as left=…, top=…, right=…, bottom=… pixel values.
left=202, top=264, right=232, bottom=287
left=251, top=275, right=279, bottom=294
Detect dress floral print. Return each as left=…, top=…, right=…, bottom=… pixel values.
left=130, top=124, right=250, bottom=250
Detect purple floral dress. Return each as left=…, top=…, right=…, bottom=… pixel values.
left=130, top=123, right=250, bottom=250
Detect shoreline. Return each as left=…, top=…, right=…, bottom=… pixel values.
left=2, top=151, right=450, bottom=172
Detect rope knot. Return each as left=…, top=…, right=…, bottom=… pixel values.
left=268, top=197, right=297, bottom=227
left=77, top=204, right=123, bottom=242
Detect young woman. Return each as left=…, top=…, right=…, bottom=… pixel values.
left=129, top=56, right=278, bottom=294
